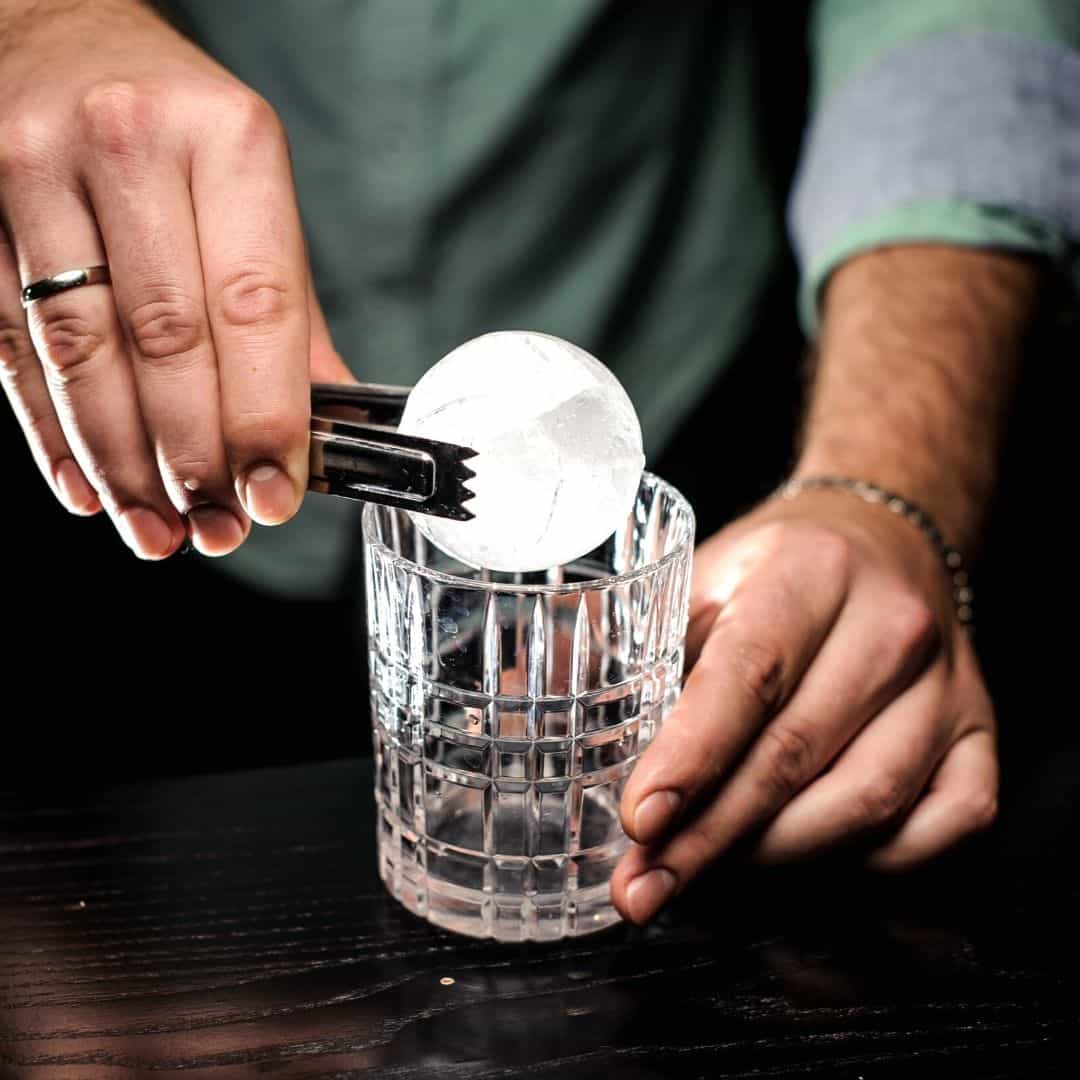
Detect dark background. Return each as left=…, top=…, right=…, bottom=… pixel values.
left=4, top=274, right=1077, bottom=862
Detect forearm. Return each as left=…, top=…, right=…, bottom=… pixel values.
left=793, top=245, right=1043, bottom=555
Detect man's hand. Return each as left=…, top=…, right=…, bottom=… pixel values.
left=611, top=491, right=996, bottom=923
left=612, top=245, right=1043, bottom=924
left=0, top=0, right=351, bottom=558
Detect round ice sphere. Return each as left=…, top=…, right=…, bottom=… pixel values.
left=398, top=331, right=645, bottom=572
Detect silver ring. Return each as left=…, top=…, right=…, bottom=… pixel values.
left=21, top=265, right=111, bottom=308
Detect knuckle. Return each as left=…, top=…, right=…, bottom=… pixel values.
left=748, top=521, right=789, bottom=560
left=227, top=405, right=306, bottom=459
left=221, top=89, right=285, bottom=147
left=759, top=723, right=816, bottom=798
left=19, top=412, right=52, bottom=455
left=800, top=525, right=853, bottom=581
left=161, top=454, right=218, bottom=501
left=30, top=304, right=107, bottom=385
left=125, top=288, right=206, bottom=362
left=90, top=470, right=160, bottom=518
left=76, top=464, right=118, bottom=509
left=885, top=591, right=938, bottom=661
left=79, top=80, right=157, bottom=157
left=0, top=322, right=33, bottom=381
left=0, top=116, right=58, bottom=179
left=216, top=265, right=292, bottom=330
left=164, top=450, right=214, bottom=478
left=730, top=637, right=786, bottom=713
left=678, top=823, right=717, bottom=869
left=854, top=771, right=912, bottom=828
left=0, top=361, right=55, bottom=450
left=962, top=790, right=999, bottom=834
left=19, top=399, right=56, bottom=447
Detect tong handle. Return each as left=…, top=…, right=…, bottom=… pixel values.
left=308, top=381, right=476, bottom=520
left=310, top=381, right=409, bottom=428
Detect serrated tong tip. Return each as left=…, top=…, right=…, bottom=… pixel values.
left=309, top=381, right=478, bottom=521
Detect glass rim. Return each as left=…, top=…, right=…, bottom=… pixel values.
left=360, top=471, right=695, bottom=595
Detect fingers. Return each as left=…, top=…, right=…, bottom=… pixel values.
left=2, top=76, right=322, bottom=555
left=190, top=93, right=310, bottom=525
left=0, top=230, right=100, bottom=515
left=752, top=669, right=954, bottom=863
left=611, top=846, right=678, bottom=926
left=865, top=727, right=998, bottom=872
left=611, top=667, right=954, bottom=926
left=619, top=528, right=850, bottom=847
left=6, top=175, right=185, bottom=559
left=634, top=587, right=937, bottom=869
left=81, top=97, right=249, bottom=556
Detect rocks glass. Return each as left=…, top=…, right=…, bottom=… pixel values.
left=364, top=473, right=694, bottom=941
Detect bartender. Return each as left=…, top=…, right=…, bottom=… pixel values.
left=1, top=0, right=1076, bottom=923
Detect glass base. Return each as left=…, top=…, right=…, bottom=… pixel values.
left=377, top=797, right=626, bottom=942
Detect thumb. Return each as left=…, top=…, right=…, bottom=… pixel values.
left=307, top=276, right=355, bottom=384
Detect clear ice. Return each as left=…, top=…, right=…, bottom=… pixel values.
left=398, top=331, right=645, bottom=572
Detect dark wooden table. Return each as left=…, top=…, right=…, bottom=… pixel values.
left=1, top=758, right=1077, bottom=1079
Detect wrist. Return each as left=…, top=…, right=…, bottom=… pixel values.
left=776, top=476, right=974, bottom=631
left=797, top=246, right=1043, bottom=557
left=790, top=448, right=982, bottom=557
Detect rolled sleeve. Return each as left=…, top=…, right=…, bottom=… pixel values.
left=790, top=19, right=1080, bottom=335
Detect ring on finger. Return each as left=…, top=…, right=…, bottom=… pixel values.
left=21, top=265, right=111, bottom=307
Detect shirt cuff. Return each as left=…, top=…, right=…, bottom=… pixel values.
left=790, top=29, right=1080, bottom=335
left=797, top=199, right=1073, bottom=334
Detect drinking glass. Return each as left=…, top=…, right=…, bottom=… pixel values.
left=363, top=473, right=694, bottom=941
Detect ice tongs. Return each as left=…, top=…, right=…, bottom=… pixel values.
left=309, top=382, right=477, bottom=521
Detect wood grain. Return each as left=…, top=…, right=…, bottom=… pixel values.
left=1, top=759, right=1077, bottom=1079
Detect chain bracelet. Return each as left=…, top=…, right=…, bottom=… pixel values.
left=776, top=475, right=974, bottom=633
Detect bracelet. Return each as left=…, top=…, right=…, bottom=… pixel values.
left=775, top=475, right=974, bottom=632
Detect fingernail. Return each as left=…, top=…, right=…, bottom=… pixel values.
left=633, top=790, right=682, bottom=844
left=118, top=507, right=175, bottom=560
left=188, top=506, right=245, bottom=556
left=241, top=463, right=296, bottom=525
left=625, top=867, right=676, bottom=924
left=55, top=458, right=99, bottom=515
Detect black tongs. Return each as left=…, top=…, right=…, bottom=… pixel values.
left=309, top=382, right=477, bottom=520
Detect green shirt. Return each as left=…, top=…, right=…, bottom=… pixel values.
left=159, top=0, right=1079, bottom=598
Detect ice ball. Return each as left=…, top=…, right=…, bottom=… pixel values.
left=399, top=331, right=645, bottom=572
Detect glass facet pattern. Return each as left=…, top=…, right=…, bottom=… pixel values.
left=363, top=474, right=694, bottom=941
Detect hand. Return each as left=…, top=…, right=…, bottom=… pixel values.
left=0, top=0, right=352, bottom=558
left=611, top=489, right=998, bottom=924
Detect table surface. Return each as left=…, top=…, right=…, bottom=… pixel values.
left=1, top=758, right=1077, bottom=1080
